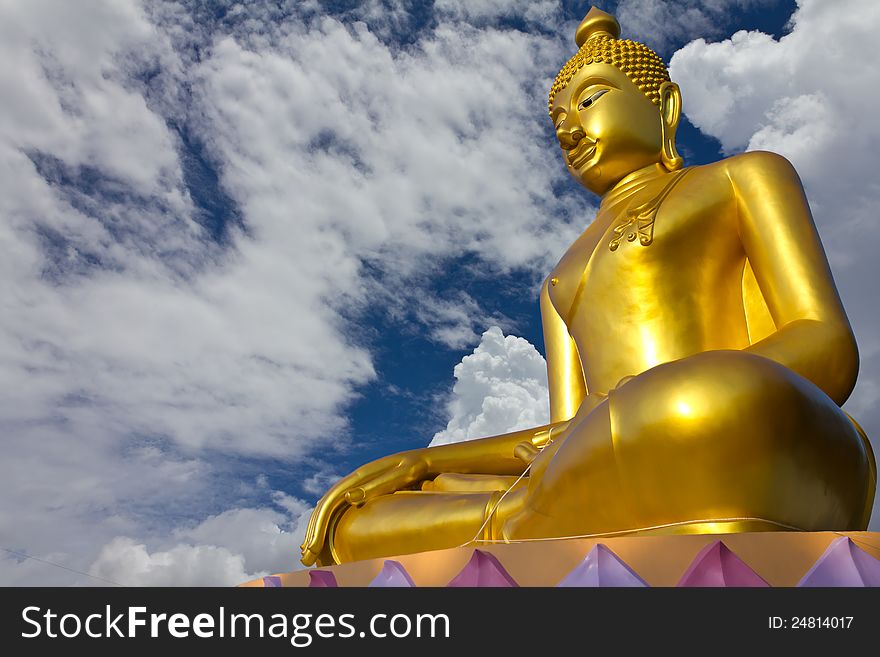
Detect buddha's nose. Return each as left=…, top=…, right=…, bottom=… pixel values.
left=557, top=124, right=585, bottom=150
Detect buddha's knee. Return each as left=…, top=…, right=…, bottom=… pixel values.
left=606, top=350, right=872, bottom=528
left=610, top=350, right=853, bottom=454
left=511, top=351, right=872, bottom=537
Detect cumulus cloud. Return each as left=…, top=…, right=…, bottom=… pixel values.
left=91, top=539, right=250, bottom=587
left=89, top=496, right=312, bottom=586
left=430, top=326, right=549, bottom=446
left=670, top=0, right=880, bottom=527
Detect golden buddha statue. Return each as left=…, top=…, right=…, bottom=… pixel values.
left=300, top=7, right=876, bottom=567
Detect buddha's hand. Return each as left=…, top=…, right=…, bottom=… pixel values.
left=514, top=417, right=578, bottom=465
left=300, top=449, right=430, bottom=566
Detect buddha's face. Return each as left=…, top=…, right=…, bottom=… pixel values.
left=551, top=63, right=666, bottom=196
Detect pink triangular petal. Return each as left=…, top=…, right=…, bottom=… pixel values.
left=678, top=540, right=769, bottom=587
left=798, top=537, right=880, bottom=587
left=558, top=544, right=649, bottom=587
left=447, top=550, right=518, bottom=587
left=308, top=569, right=338, bottom=587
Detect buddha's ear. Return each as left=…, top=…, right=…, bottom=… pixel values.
left=659, top=81, right=683, bottom=171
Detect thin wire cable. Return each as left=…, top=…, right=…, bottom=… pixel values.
left=470, top=517, right=807, bottom=544
left=459, top=423, right=574, bottom=548
left=458, top=459, right=536, bottom=548
left=1, top=546, right=125, bottom=587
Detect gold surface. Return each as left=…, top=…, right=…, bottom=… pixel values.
left=300, top=6, right=876, bottom=568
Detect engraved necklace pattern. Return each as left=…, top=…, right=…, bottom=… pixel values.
left=608, top=167, right=693, bottom=251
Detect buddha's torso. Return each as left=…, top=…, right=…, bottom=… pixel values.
left=548, top=162, right=755, bottom=395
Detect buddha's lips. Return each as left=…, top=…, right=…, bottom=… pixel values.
left=567, top=138, right=598, bottom=168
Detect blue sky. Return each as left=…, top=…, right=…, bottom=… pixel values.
left=2, top=0, right=878, bottom=585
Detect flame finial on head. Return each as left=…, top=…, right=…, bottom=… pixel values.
left=575, top=6, right=620, bottom=45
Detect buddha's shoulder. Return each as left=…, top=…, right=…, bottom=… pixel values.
left=692, top=150, right=798, bottom=182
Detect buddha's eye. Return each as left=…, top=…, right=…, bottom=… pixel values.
left=579, top=88, right=609, bottom=110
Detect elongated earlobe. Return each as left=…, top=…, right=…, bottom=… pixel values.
left=659, top=81, right=683, bottom=171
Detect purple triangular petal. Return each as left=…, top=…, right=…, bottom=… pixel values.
left=262, top=575, right=282, bottom=587
left=447, top=550, right=518, bottom=587
left=678, top=541, right=769, bottom=587
left=369, top=560, right=417, bottom=587
left=558, top=544, right=649, bottom=587
left=798, top=537, right=880, bottom=587
left=308, top=570, right=338, bottom=587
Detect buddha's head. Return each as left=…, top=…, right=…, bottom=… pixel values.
left=549, top=7, right=683, bottom=196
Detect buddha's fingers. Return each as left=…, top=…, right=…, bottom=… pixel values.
left=301, top=504, right=320, bottom=552
left=301, top=473, right=369, bottom=562
left=301, top=491, right=337, bottom=551
left=301, top=497, right=351, bottom=566
left=301, top=546, right=320, bottom=567
left=300, top=488, right=339, bottom=552
left=345, top=455, right=429, bottom=505
left=300, top=500, right=336, bottom=565
left=300, top=453, right=429, bottom=565
left=514, top=441, right=540, bottom=464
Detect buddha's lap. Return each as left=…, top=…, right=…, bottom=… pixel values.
left=511, top=350, right=874, bottom=535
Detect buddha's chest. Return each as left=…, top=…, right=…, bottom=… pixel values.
left=548, top=173, right=739, bottom=324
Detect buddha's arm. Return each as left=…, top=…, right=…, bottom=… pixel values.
left=541, top=276, right=589, bottom=422
left=420, top=421, right=564, bottom=476
left=730, top=151, right=859, bottom=405
left=420, top=277, right=591, bottom=473
left=301, top=405, right=572, bottom=566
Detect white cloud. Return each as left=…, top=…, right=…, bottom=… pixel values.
left=0, top=0, right=182, bottom=194
left=669, top=0, right=880, bottom=528
left=616, top=0, right=778, bottom=52
left=177, top=501, right=311, bottom=575
left=0, top=0, right=376, bottom=466
left=411, top=291, right=514, bottom=349
left=300, top=472, right=342, bottom=497
left=193, top=16, right=583, bottom=274
left=91, top=539, right=250, bottom=587
left=89, top=497, right=313, bottom=586
left=430, top=326, right=549, bottom=446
